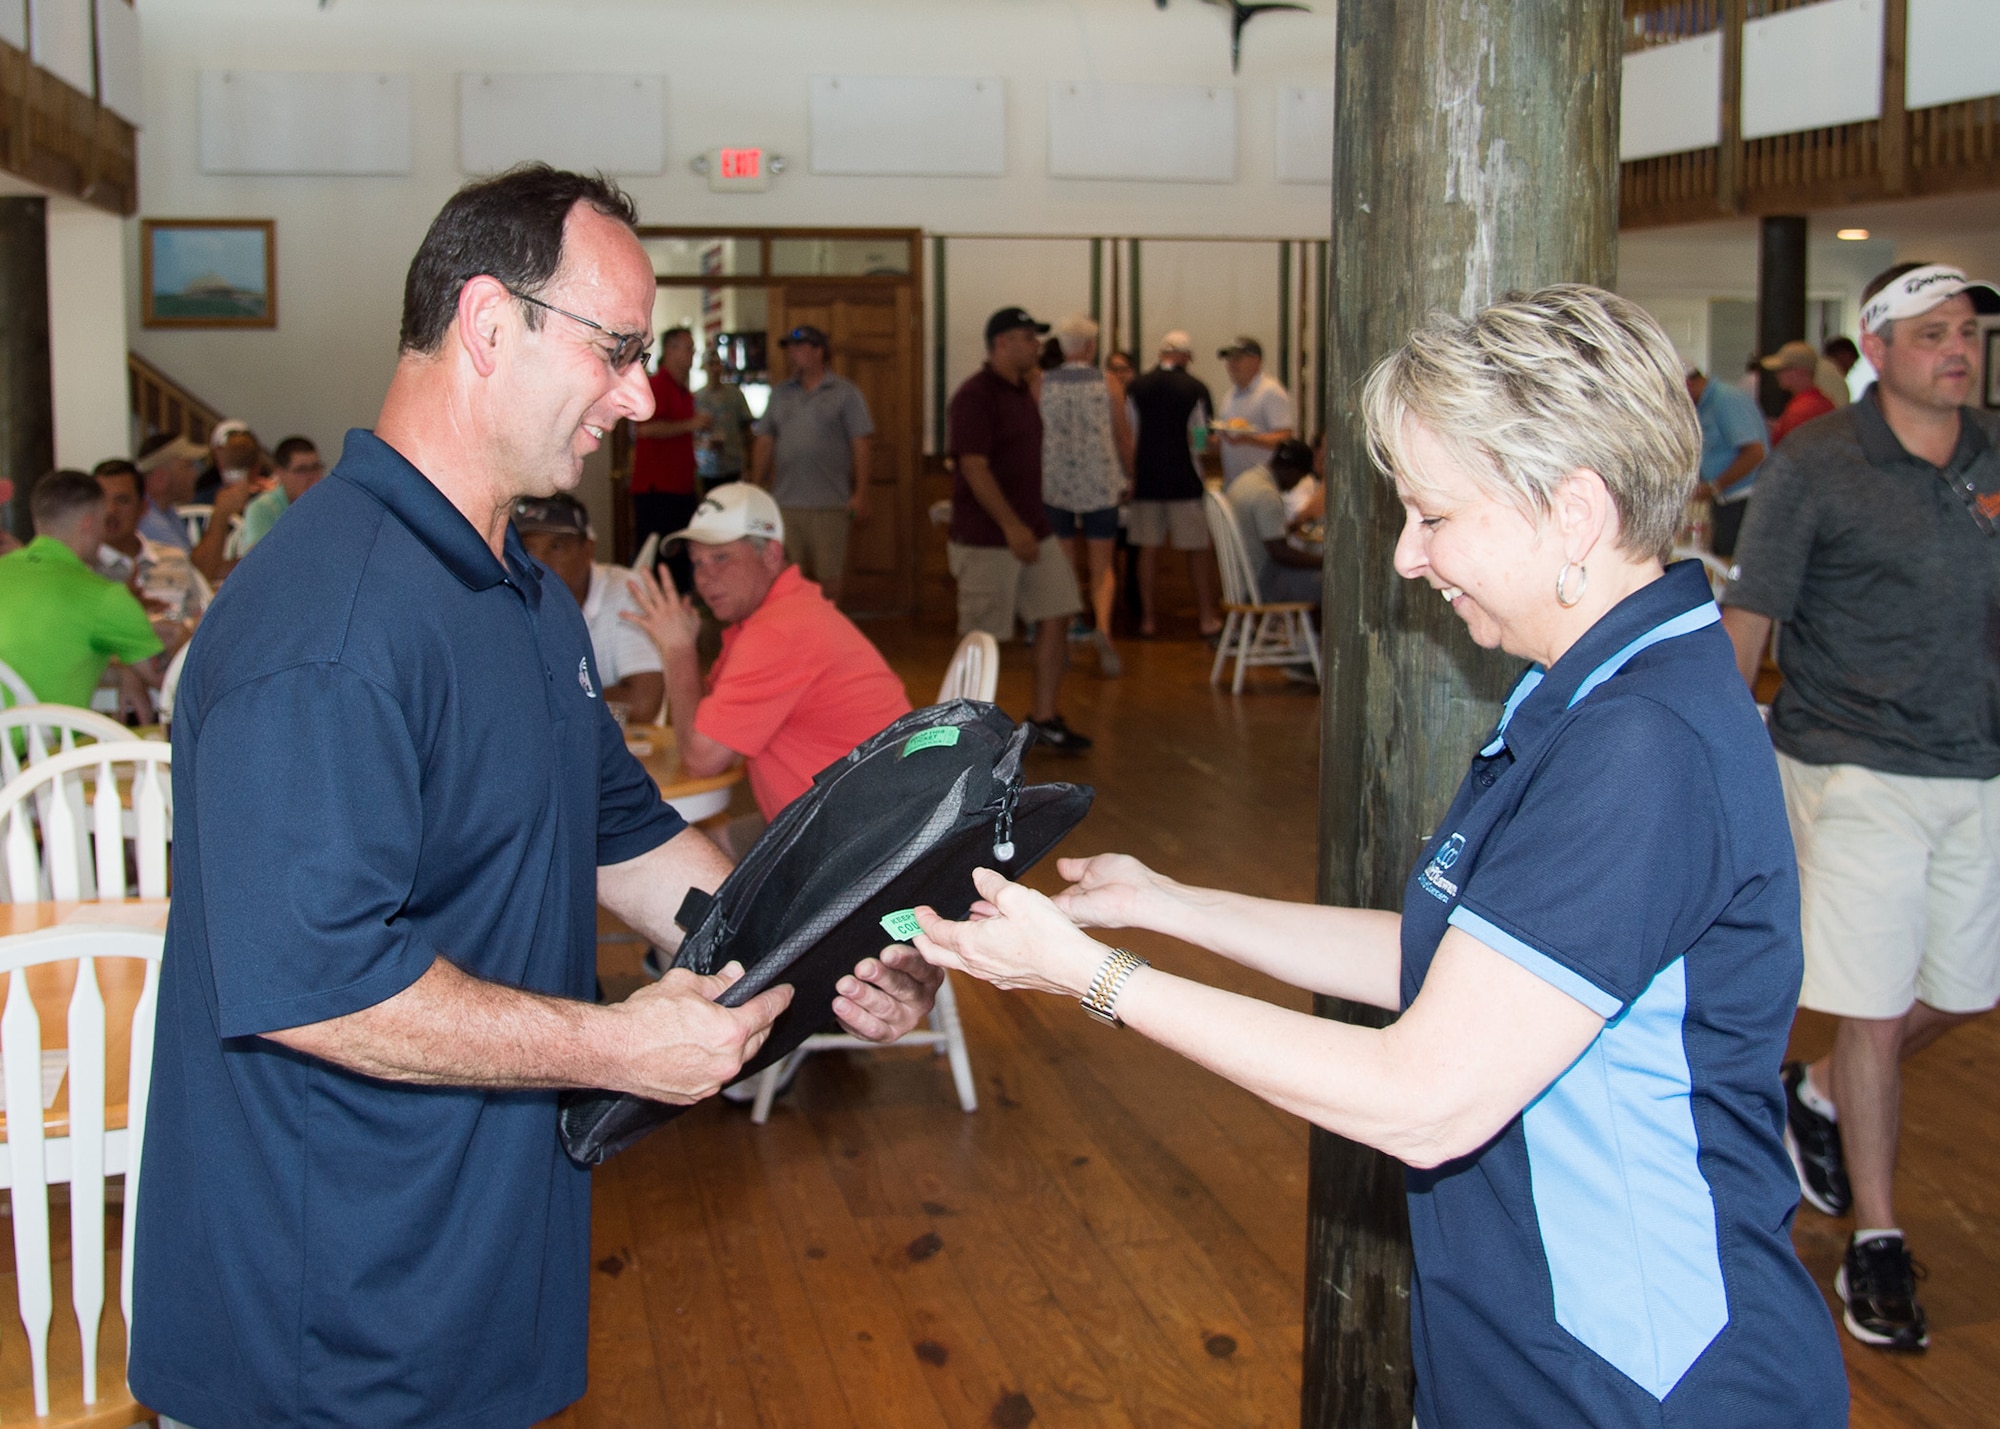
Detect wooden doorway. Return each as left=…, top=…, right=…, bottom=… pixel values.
left=619, top=228, right=923, bottom=616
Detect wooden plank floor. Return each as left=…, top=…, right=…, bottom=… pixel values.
left=554, top=620, right=2000, bottom=1428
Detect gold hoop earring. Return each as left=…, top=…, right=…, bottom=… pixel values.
left=1555, top=561, right=1587, bottom=608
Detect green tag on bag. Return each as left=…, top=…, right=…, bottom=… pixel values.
left=879, top=908, right=923, bottom=942
left=901, top=726, right=961, bottom=756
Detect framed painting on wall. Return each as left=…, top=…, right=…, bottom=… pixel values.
left=141, top=218, right=276, bottom=329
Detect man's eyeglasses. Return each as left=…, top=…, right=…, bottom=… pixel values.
left=506, top=287, right=652, bottom=372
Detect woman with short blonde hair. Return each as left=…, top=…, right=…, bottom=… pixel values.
left=917, top=285, right=1846, bottom=1427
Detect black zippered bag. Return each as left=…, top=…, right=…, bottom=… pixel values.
left=557, top=700, right=1092, bottom=1165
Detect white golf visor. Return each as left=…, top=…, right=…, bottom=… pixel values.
left=1860, top=263, right=2000, bottom=333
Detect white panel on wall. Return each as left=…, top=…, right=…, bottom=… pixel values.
left=459, top=74, right=666, bottom=176
left=811, top=76, right=1005, bottom=177
left=1276, top=88, right=1333, bottom=184
left=1047, top=83, right=1235, bottom=183
left=200, top=71, right=412, bottom=175
left=0, top=1, right=25, bottom=51
left=1906, top=0, right=2000, bottom=109
left=1621, top=34, right=1723, bottom=160
left=94, top=0, right=140, bottom=126
left=29, top=0, right=92, bottom=95
left=1741, top=0, right=1882, bottom=141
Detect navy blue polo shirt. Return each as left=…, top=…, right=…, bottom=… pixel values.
left=1400, top=561, right=1845, bottom=1429
left=129, top=430, right=686, bottom=1428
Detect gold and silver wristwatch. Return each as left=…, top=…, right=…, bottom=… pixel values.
left=1079, top=947, right=1149, bottom=1027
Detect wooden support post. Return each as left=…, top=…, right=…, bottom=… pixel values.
left=1718, top=0, right=1747, bottom=214
left=1881, top=0, right=1909, bottom=196
left=0, top=196, right=52, bottom=542
left=1307, top=4, right=1621, bottom=1424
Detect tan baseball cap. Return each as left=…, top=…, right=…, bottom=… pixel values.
left=665, top=482, right=785, bottom=545
left=1759, top=341, right=1819, bottom=373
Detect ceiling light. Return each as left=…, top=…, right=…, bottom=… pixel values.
left=1836, top=228, right=1870, bottom=241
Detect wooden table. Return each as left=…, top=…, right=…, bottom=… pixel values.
left=0, top=901, right=166, bottom=1139
left=628, top=728, right=742, bottom=823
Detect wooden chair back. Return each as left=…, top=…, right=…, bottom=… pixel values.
left=937, top=632, right=999, bottom=703
left=0, top=745, right=171, bottom=906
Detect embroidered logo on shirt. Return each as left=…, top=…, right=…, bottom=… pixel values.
left=578, top=657, right=596, bottom=698
left=1418, top=832, right=1466, bottom=903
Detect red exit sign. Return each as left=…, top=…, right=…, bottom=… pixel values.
left=708, top=146, right=773, bottom=192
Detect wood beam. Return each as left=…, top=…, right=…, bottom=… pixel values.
left=0, top=41, right=137, bottom=218
left=1311, top=2, right=1621, bottom=1423
left=1880, top=0, right=1909, bottom=196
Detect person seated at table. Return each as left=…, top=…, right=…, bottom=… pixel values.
left=0, top=469, right=167, bottom=708
left=133, top=432, right=205, bottom=552
left=510, top=492, right=663, bottom=722
left=624, top=481, right=911, bottom=850
left=913, top=285, right=1847, bottom=1429
left=229, top=435, right=327, bottom=559
left=1225, top=437, right=1323, bottom=604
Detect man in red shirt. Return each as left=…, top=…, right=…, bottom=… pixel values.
left=630, top=325, right=709, bottom=591
left=624, top=482, right=911, bottom=848
left=1763, top=340, right=1838, bottom=448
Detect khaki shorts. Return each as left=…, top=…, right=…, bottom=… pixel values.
left=782, top=507, right=850, bottom=588
left=1779, top=751, right=2000, bottom=1018
left=947, top=537, right=1083, bottom=640
left=1126, top=499, right=1210, bottom=550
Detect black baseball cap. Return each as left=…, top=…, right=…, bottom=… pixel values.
left=985, top=307, right=1050, bottom=344
left=511, top=493, right=592, bottom=538
left=780, top=325, right=829, bottom=349
left=1218, top=335, right=1264, bottom=359
left=1271, top=438, right=1316, bottom=474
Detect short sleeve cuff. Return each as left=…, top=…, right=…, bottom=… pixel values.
left=217, top=927, right=438, bottom=1039
left=1447, top=905, right=1624, bottom=1019
left=597, top=800, right=687, bottom=867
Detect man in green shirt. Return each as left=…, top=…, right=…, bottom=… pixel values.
left=230, top=436, right=326, bottom=561
left=0, top=470, right=164, bottom=707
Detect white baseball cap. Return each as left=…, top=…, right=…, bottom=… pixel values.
left=210, top=418, right=251, bottom=448
left=1159, top=330, right=1193, bottom=355
left=665, top=482, right=785, bottom=545
left=1860, top=263, right=2000, bottom=333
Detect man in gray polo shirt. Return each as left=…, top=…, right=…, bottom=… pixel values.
left=750, top=324, right=874, bottom=605
left=1722, top=261, right=2000, bottom=1355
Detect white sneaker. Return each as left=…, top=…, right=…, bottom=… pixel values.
left=1092, top=628, right=1122, bottom=677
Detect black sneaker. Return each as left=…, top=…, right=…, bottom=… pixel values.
left=1836, top=1233, right=1929, bottom=1352
left=1782, top=1061, right=1851, bottom=1216
left=1026, top=714, right=1093, bottom=754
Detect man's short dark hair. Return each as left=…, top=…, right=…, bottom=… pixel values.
left=659, top=325, right=694, bottom=348
left=398, top=164, right=641, bottom=357
left=30, top=469, right=105, bottom=531
left=1823, top=336, right=1859, bottom=364
left=273, top=436, right=318, bottom=468
left=92, top=459, right=140, bottom=495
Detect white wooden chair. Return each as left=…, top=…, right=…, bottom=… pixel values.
left=0, top=656, right=35, bottom=711
left=155, top=644, right=192, bottom=726
left=1, top=745, right=172, bottom=907
left=0, top=710, right=141, bottom=904
left=737, top=634, right=996, bottom=1124
left=936, top=631, right=998, bottom=704
left=1202, top=489, right=1321, bottom=694
left=0, top=924, right=163, bottom=1425
left=175, top=504, right=213, bottom=545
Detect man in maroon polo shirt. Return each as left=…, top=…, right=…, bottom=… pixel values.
left=945, top=307, right=1091, bottom=753
left=631, top=324, right=707, bottom=591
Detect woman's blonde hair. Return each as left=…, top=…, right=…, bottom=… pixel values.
left=1361, top=284, right=1699, bottom=563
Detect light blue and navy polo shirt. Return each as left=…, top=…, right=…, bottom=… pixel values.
left=1400, top=559, right=1845, bottom=1428
left=131, top=429, right=687, bottom=1428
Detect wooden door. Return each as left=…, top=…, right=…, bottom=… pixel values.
left=769, top=283, right=920, bottom=615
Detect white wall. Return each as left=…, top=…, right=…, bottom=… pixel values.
left=47, top=197, right=131, bottom=470
left=128, top=0, right=1340, bottom=456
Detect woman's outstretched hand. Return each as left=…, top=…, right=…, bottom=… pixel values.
left=913, top=867, right=1106, bottom=998
left=1049, top=853, right=1167, bottom=930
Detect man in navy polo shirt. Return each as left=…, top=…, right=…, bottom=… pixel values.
left=129, top=165, right=939, bottom=1429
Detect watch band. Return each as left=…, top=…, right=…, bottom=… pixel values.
left=1079, top=948, right=1149, bottom=1027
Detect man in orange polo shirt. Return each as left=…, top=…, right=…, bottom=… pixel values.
left=625, top=482, right=911, bottom=847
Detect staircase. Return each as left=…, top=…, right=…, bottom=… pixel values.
left=127, top=351, right=221, bottom=446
